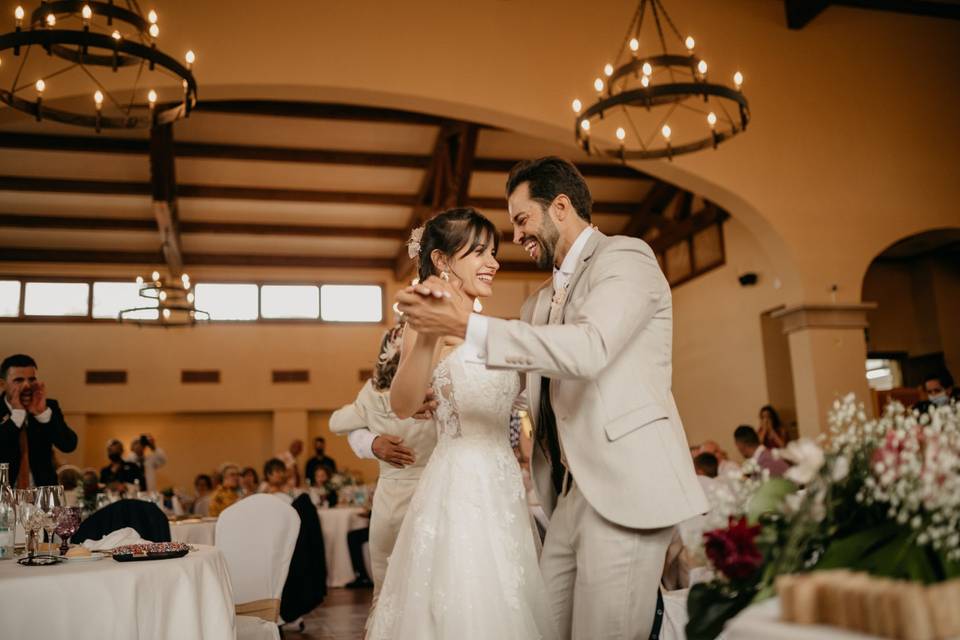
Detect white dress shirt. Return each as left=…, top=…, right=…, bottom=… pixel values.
left=5, top=397, right=52, bottom=428
left=465, top=226, right=594, bottom=363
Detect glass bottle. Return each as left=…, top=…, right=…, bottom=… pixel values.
left=0, top=463, right=15, bottom=560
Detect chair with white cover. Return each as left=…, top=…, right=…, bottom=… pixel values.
left=216, top=494, right=301, bottom=640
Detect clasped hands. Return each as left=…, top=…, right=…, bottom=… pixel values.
left=395, top=276, right=473, bottom=339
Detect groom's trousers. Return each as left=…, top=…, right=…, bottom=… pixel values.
left=540, top=478, right=674, bottom=640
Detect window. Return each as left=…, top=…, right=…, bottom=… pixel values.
left=320, top=285, right=383, bottom=323
left=193, top=283, right=258, bottom=321
left=0, top=281, right=20, bottom=317
left=260, top=285, right=320, bottom=319
left=23, top=282, right=89, bottom=317
left=93, top=282, right=159, bottom=320
left=866, top=358, right=900, bottom=392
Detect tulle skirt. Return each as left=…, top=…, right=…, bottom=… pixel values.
left=367, top=436, right=557, bottom=640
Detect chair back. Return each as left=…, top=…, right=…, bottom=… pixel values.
left=216, top=494, right=300, bottom=622
left=73, top=499, right=171, bottom=544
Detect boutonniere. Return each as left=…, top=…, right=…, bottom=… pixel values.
left=551, top=285, right=568, bottom=308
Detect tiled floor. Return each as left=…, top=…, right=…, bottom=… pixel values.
left=284, top=587, right=373, bottom=640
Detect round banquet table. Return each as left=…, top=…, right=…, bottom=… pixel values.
left=0, top=545, right=236, bottom=640
left=317, top=506, right=368, bottom=587
left=170, top=517, right=218, bottom=545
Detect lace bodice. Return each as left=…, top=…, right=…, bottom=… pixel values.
left=431, top=346, right=520, bottom=443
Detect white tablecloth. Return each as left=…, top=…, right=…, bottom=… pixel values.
left=725, top=597, right=884, bottom=639
left=318, top=506, right=368, bottom=587
left=170, top=518, right=218, bottom=545
left=0, top=545, right=236, bottom=640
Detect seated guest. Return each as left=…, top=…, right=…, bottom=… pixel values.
left=124, top=434, right=167, bottom=491
left=239, top=466, right=259, bottom=496
left=758, top=404, right=789, bottom=449
left=192, top=473, right=214, bottom=516
left=80, top=469, right=101, bottom=514
left=305, top=436, right=337, bottom=485
left=263, top=457, right=293, bottom=503
left=734, top=425, right=789, bottom=478
left=100, top=439, right=145, bottom=491
left=57, top=465, right=83, bottom=505
left=0, top=354, right=78, bottom=487
left=346, top=511, right=373, bottom=589
left=916, top=369, right=957, bottom=413
left=208, top=464, right=241, bottom=517
left=308, top=465, right=338, bottom=508
left=698, top=440, right=741, bottom=476
left=693, top=452, right=719, bottom=479
left=278, top=439, right=304, bottom=488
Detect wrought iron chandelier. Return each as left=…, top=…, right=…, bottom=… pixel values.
left=119, top=271, right=210, bottom=327
left=0, top=1, right=198, bottom=131
left=572, top=0, right=750, bottom=161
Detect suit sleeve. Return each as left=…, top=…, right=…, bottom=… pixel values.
left=484, top=239, right=667, bottom=381
left=46, top=400, right=78, bottom=453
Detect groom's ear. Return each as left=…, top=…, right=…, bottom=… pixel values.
left=550, top=194, right=573, bottom=223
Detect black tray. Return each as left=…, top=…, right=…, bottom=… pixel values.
left=112, top=548, right=189, bottom=562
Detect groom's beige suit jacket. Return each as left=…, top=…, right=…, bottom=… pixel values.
left=484, top=231, right=707, bottom=529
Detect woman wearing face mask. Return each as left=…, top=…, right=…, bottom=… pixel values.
left=922, top=370, right=957, bottom=409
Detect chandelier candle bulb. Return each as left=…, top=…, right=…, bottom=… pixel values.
left=697, top=59, right=708, bottom=75
left=151, top=271, right=160, bottom=282
left=185, top=50, right=195, bottom=70
left=136, top=276, right=143, bottom=286
left=604, top=63, right=614, bottom=77
left=14, top=6, right=23, bottom=27
left=594, top=77, right=604, bottom=92
left=149, top=23, right=159, bottom=38
left=641, top=74, right=650, bottom=88
left=661, top=124, right=671, bottom=141
left=162, top=309, right=171, bottom=320
left=734, top=71, right=744, bottom=90
left=642, top=61, right=653, bottom=76
left=148, top=89, right=157, bottom=111
left=46, top=13, right=55, bottom=28
left=685, top=36, right=695, bottom=51
left=707, top=111, right=717, bottom=128
left=82, top=4, right=91, bottom=24
left=630, top=37, right=639, bottom=52
left=148, top=10, right=158, bottom=24
left=572, top=98, right=582, bottom=114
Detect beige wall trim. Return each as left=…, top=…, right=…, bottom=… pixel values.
left=771, top=303, right=878, bottom=335
left=235, top=598, right=280, bottom=622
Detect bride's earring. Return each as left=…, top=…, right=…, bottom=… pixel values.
left=473, top=298, right=483, bottom=313
left=440, top=271, right=450, bottom=282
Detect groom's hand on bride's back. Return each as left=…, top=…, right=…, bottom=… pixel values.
left=372, top=435, right=417, bottom=468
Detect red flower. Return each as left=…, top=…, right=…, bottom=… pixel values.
left=703, top=517, right=764, bottom=581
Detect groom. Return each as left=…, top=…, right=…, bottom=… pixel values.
left=396, top=156, right=707, bottom=639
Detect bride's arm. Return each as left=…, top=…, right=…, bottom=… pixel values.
left=390, top=323, right=440, bottom=419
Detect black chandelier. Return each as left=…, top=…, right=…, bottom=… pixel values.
left=572, top=0, right=750, bottom=161
left=119, top=271, right=210, bottom=327
left=0, top=1, right=198, bottom=131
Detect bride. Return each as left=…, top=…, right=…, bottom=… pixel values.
left=366, top=208, right=557, bottom=640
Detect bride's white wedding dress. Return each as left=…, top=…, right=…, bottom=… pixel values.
left=367, top=346, right=557, bottom=640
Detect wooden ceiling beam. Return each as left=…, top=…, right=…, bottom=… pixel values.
left=621, top=183, right=680, bottom=238
left=0, top=213, right=408, bottom=239
left=0, top=247, right=541, bottom=272
left=192, top=100, right=450, bottom=126
left=785, top=0, right=831, bottom=29
left=149, top=123, right=184, bottom=276
left=649, top=205, right=729, bottom=254
left=0, top=132, right=654, bottom=180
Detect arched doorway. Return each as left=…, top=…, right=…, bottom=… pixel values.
left=861, top=228, right=960, bottom=410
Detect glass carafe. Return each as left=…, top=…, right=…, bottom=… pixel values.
left=0, top=463, right=15, bottom=560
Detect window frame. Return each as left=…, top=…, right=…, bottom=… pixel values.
left=0, top=274, right=388, bottom=326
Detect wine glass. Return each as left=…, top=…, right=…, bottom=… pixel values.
left=36, top=486, right=62, bottom=555
left=15, top=489, right=38, bottom=558
left=54, top=506, right=80, bottom=556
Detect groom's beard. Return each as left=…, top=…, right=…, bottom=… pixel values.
left=527, top=216, right=560, bottom=270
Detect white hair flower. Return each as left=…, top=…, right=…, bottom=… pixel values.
left=407, top=226, right=425, bottom=259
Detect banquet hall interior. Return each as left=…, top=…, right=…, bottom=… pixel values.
left=0, top=0, right=957, bottom=639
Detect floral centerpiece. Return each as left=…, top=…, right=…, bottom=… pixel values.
left=686, top=396, right=960, bottom=640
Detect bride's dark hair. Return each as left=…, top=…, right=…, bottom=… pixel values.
left=416, top=207, right=499, bottom=283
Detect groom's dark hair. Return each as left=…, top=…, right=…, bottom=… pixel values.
left=506, top=157, right=592, bottom=223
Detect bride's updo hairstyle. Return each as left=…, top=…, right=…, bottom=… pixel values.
left=415, top=207, right=499, bottom=283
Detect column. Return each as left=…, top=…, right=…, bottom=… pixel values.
left=772, top=304, right=876, bottom=438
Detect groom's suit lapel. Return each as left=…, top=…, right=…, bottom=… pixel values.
left=526, top=284, right=554, bottom=426
left=559, top=230, right=605, bottom=323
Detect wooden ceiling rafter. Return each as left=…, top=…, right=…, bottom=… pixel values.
left=149, top=123, right=184, bottom=276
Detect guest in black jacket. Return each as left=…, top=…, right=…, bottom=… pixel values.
left=0, top=354, right=77, bottom=488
